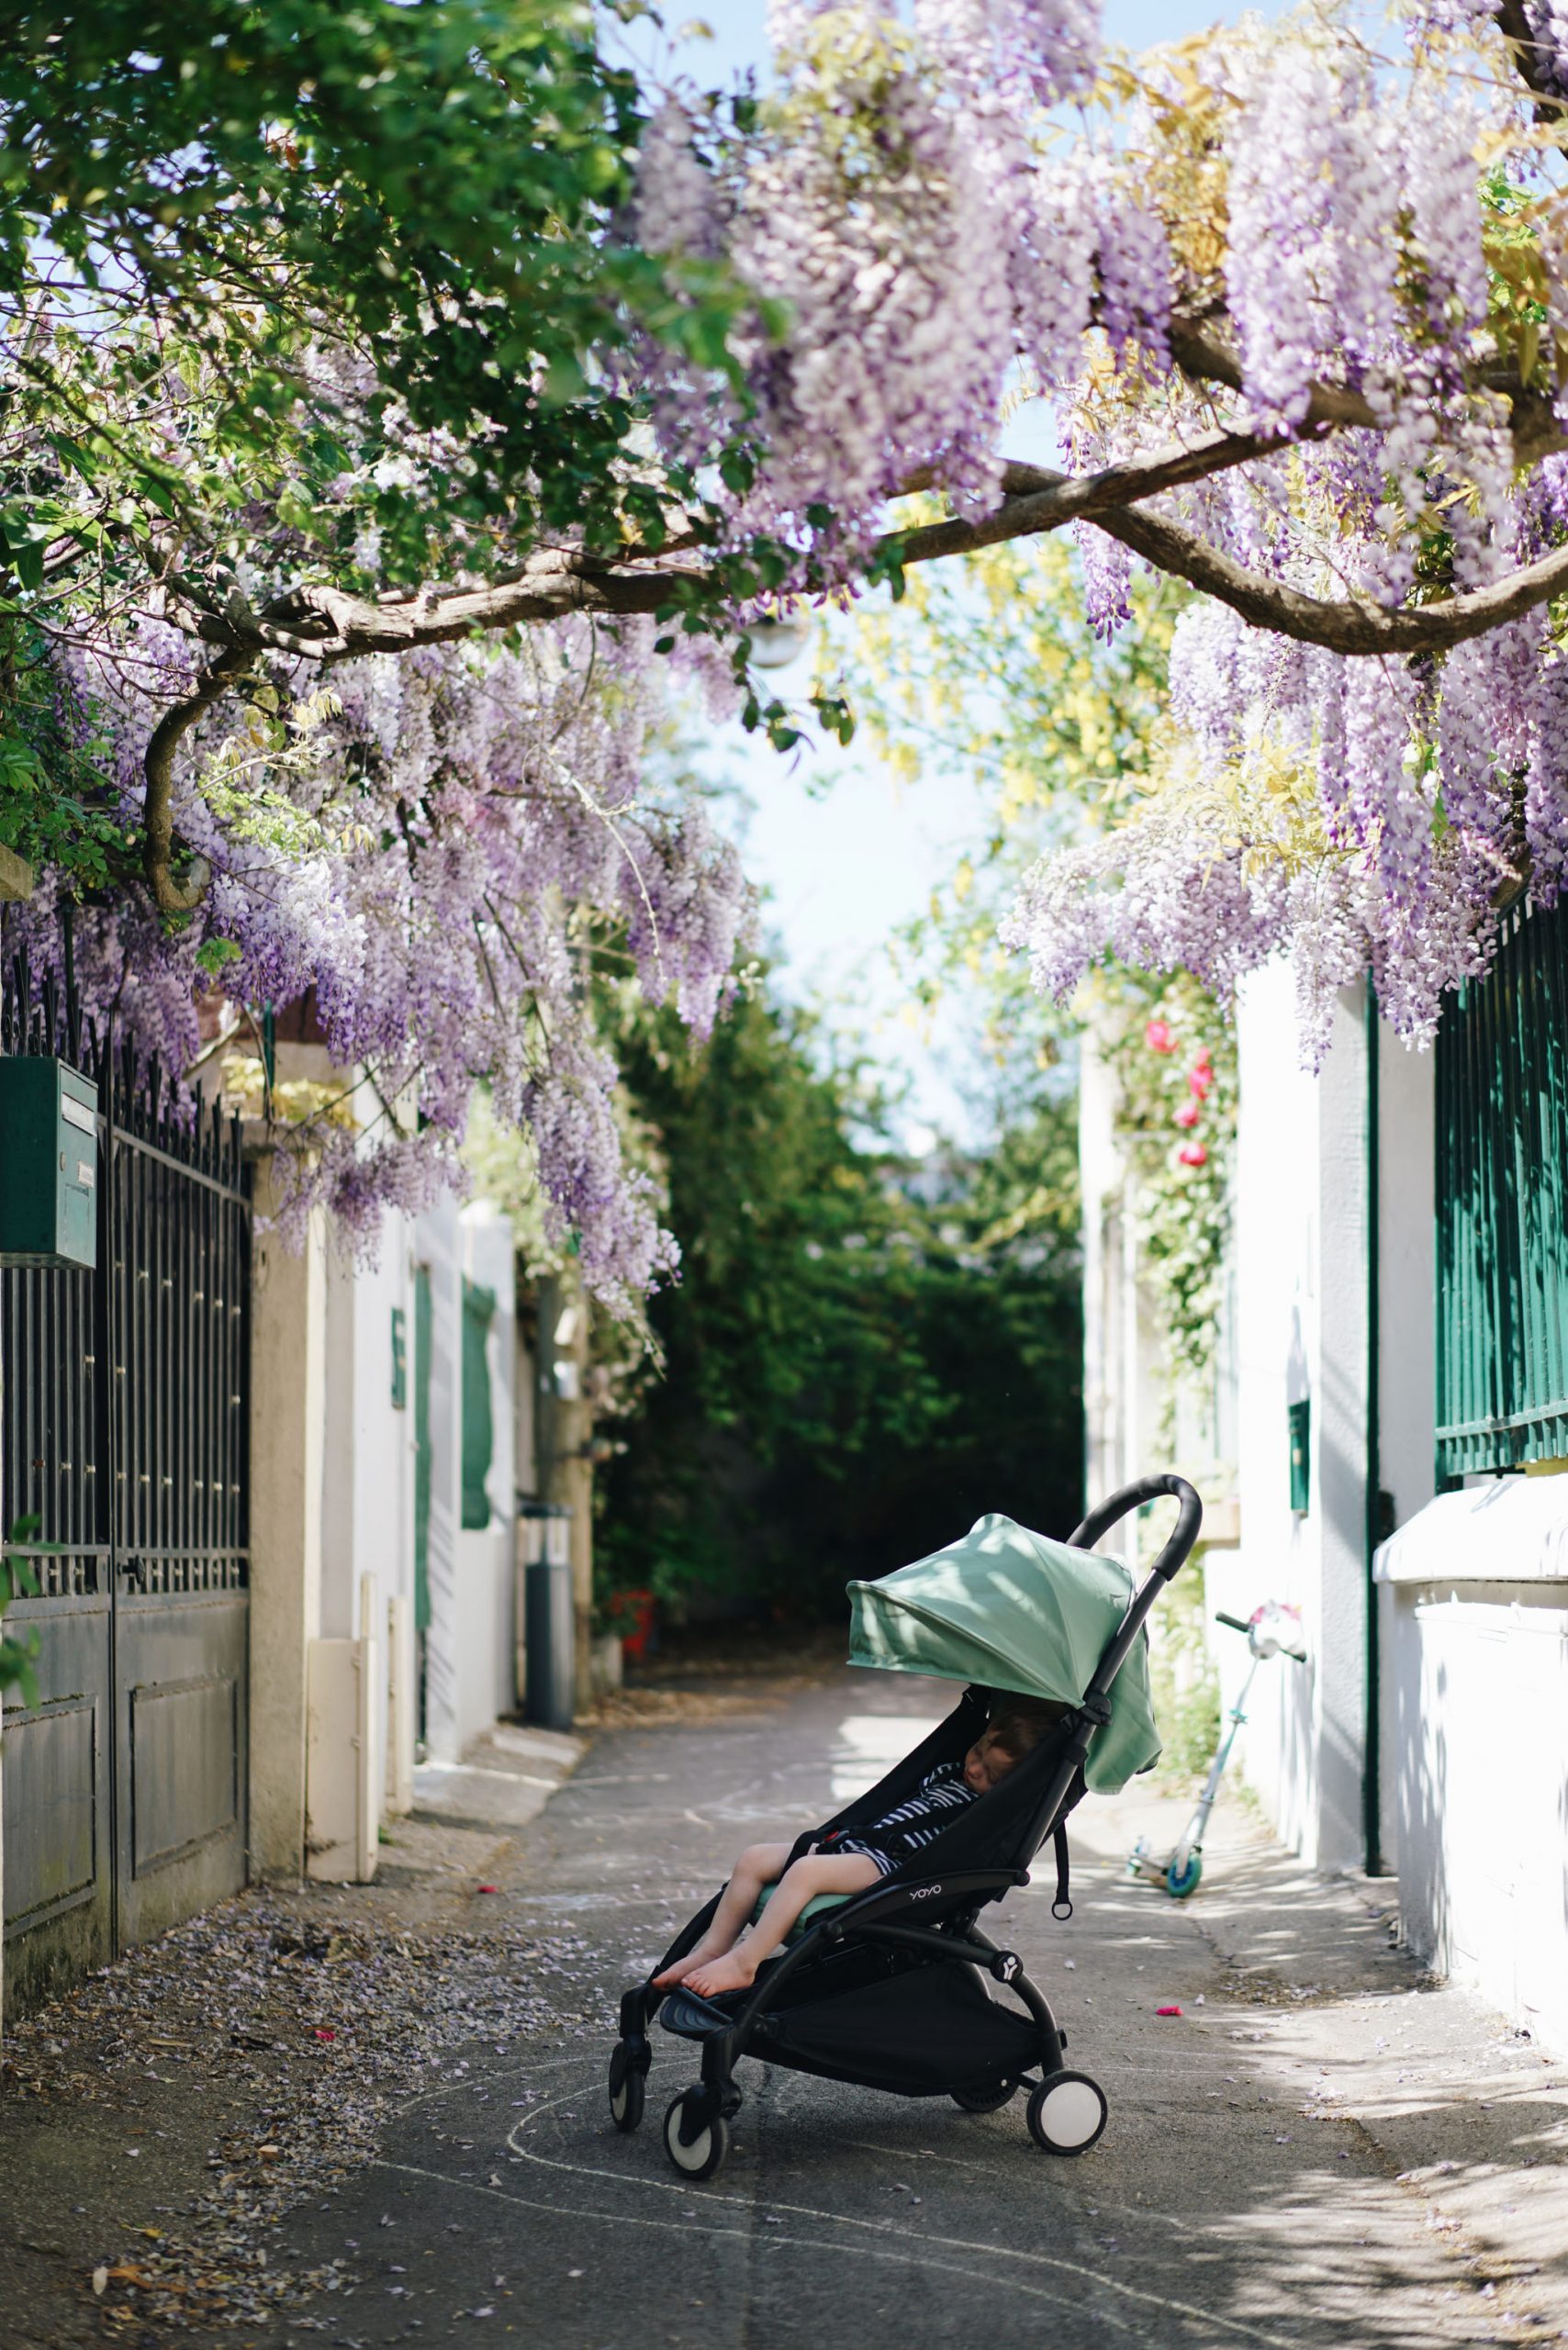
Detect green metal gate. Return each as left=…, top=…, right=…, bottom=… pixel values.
left=1435, top=892, right=1568, bottom=1480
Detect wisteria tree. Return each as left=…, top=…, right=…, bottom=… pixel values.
left=9, top=0, right=1568, bottom=1290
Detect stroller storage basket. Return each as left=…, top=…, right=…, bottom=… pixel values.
left=608, top=1473, right=1203, bottom=2177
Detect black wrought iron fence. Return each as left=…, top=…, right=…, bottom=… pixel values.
left=0, top=938, right=252, bottom=2009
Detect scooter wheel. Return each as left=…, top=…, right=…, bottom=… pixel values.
left=1026, top=2071, right=1108, bottom=2157
left=950, top=2079, right=1018, bottom=2113
left=664, top=2091, right=731, bottom=2181
left=608, top=2041, right=645, bottom=2132
left=1165, top=1851, right=1204, bottom=1899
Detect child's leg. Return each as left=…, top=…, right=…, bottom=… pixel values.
left=684, top=1853, right=881, bottom=1996
left=652, top=1842, right=793, bottom=1986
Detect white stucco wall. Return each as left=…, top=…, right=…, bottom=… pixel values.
left=1380, top=1482, right=1568, bottom=2053
left=1207, top=964, right=1367, bottom=1871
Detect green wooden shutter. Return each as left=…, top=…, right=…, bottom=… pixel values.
left=461, top=1277, right=497, bottom=1530
left=1288, top=1399, right=1311, bottom=1515
left=1436, top=894, right=1568, bottom=1479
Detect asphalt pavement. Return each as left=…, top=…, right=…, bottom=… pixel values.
left=241, top=1668, right=1568, bottom=2350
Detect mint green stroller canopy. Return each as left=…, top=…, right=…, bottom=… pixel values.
left=846, top=1513, right=1160, bottom=1794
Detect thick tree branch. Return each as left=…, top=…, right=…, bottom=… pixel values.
left=1165, top=310, right=1566, bottom=468
left=1165, top=319, right=1386, bottom=435
left=894, top=424, right=1305, bottom=565
left=162, top=550, right=709, bottom=664
left=151, top=366, right=1568, bottom=693
left=1088, top=501, right=1568, bottom=655
left=142, top=645, right=254, bottom=913
left=1495, top=0, right=1568, bottom=129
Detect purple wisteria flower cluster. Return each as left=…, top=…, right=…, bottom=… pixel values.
left=1002, top=591, right=1568, bottom=1061
left=24, top=0, right=1568, bottom=1285
left=23, top=621, right=751, bottom=1307
left=622, top=0, right=1568, bottom=1062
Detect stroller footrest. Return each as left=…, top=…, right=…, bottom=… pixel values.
left=658, top=1987, right=740, bottom=2041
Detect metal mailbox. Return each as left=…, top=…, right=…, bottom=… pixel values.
left=0, top=1057, right=99, bottom=1269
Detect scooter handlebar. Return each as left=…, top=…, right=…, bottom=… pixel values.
left=1215, top=1608, right=1308, bottom=1662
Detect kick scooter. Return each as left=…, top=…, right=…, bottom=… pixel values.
left=1128, top=1601, right=1306, bottom=1899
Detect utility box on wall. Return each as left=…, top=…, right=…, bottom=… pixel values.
left=0, top=1058, right=99, bottom=1270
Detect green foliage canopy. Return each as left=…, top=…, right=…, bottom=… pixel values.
left=0, top=0, right=741, bottom=588
left=597, top=978, right=1083, bottom=1619
left=833, top=535, right=1235, bottom=1394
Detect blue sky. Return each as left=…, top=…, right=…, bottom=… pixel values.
left=625, top=2, right=1275, bottom=1147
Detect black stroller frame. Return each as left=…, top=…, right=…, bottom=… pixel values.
left=607, top=1476, right=1202, bottom=2178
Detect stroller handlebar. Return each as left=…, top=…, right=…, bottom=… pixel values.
left=1067, top=1473, right=1204, bottom=1583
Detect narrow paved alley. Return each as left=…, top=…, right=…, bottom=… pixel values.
left=5, top=1665, right=1566, bottom=2347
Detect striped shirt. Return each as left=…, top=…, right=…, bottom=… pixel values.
left=829, top=1765, right=977, bottom=1876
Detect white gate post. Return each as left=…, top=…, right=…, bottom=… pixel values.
left=247, top=1157, right=327, bottom=1881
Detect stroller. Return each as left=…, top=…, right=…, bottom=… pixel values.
left=607, top=1474, right=1202, bottom=2181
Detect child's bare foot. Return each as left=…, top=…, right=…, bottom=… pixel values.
left=652, top=1950, right=713, bottom=1989
left=683, top=1950, right=760, bottom=1998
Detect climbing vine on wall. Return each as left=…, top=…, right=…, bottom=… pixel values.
left=1093, top=968, right=1236, bottom=1392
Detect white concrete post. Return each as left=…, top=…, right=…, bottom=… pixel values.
left=1375, top=1024, right=1435, bottom=1873
left=386, top=1593, right=416, bottom=1815
left=357, top=1570, right=384, bottom=1853
left=248, top=1162, right=327, bottom=1882
left=420, top=1206, right=461, bottom=1761
left=319, top=1248, right=358, bottom=1637
left=1312, top=983, right=1372, bottom=1872
left=305, top=1633, right=377, bottom=1880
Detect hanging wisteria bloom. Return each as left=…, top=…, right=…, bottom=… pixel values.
left=16, top=620, right=751, bottom=1309
left=20, top=0, right=1568, bottom=1274
left=615, top=0, right=1568, bottom=1055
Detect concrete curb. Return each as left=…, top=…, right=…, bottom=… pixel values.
left=410, top=1722, right=586, bottom=1835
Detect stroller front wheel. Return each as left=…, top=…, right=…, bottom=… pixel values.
left=1026, top=2071, right=1108, bottom=2157
left=663, top=2092, right=731, bottom=2182
left=950, top=2079, right=1018, bottom=2113
left=608, top=2042, right=645, bottom=2132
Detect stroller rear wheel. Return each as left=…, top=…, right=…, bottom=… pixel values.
left=950, top=2079, right=1018, bottom=2113
left=608, top=2041, right=645, bottom=2133
left=1026, top=2071, right=1108, bottom=2157
left=663, top=2091, right=731, bottom=2182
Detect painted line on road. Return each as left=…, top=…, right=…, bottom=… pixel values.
left=366, top=2153, right=1155, bottom=2338
left=492, top=2071, right=1307, bottom=2349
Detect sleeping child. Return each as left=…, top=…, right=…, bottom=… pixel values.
left=653, top=1698, right=1066, bottom=1998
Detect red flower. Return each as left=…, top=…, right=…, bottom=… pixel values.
left=1178, top=1140, right=1208, bottom=1168
left=1188, top=1064, right=1214, bottom=1100
left=1145, top=1018, right=1175, bottom=1054
left=1174, top=1100, right=1201, bottom=1129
